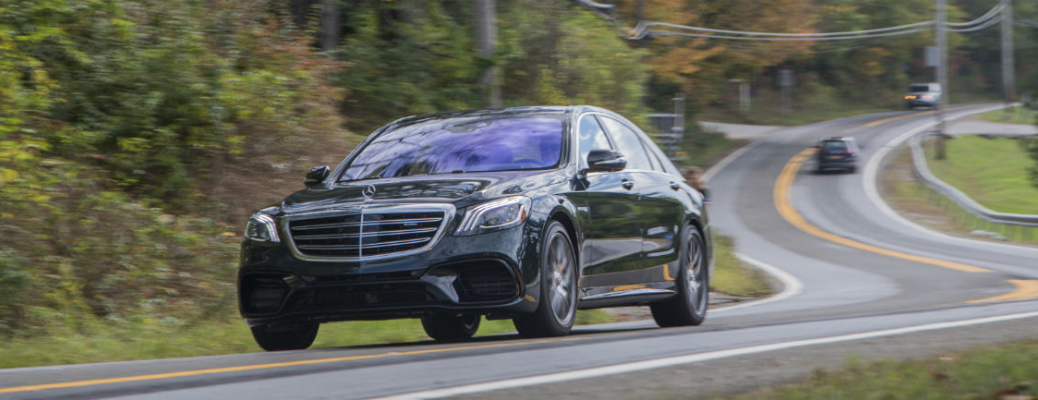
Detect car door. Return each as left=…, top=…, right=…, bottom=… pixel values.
left=599, top=115, right=685, bottom=285
left=569, top=114, right=644, bottom=287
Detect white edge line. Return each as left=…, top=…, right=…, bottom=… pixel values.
left=862, top=104, right=1034, bottom=253
left=700, top=135, right=801, bottom=313
left=374, top=310, right=1038, bottom=400
left=712, top=253, right=803, bottom=313
left=703, top=140, right=762, bottom=182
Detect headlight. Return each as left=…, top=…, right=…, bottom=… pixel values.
left=455, top=196, right=531, bottom=236
left=922, top=95, right=934, bottom=99
left=245, top=213, right=280, bottom=243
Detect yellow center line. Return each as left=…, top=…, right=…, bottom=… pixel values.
left=773, top=148, right=990, bottom=273
left=0, top=337, right=588, bottom=395
left=863, top=105, right=976, bottom=128
left=864, top=110, right=936, bottom=127
left=968, top=280, right=1038, bottom=303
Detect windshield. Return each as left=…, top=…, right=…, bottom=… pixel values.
left=909, top=84, right=931, bottom=92
left=341, top=115, right=564, bottom=181
left=821, top=140, right=849, bottom=151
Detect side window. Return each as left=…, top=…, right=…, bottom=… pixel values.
left=577, top=115, right=613, bottom=167
left=599, top=116, right=653, bottom=171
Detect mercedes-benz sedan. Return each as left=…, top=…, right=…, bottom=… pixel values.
left=238, top=106, right=712, bottom=350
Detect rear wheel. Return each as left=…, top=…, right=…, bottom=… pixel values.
left=250, top=322, right=319, bottom=351
left=513, top=221, right=577, bottom=337
left=421, top=313, right=481, bottom=342
left=651, top=227, right=709, bottom=327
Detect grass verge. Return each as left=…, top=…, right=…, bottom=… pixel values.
left=880, top=145, right=1038, bottom=244
left=0, top=309, right=617, bottom=369
left=979, top=106, right=1038, bottom=125
left=706, top=339, right=1038, bottom=400
left=710, top=234, right=773, bottom=298
left=698, top=92, right=893, bottom=127
left=1, top=307, right=625, bottom=369
left=0, top=234, right=769, bottom=369
left=924, top=135, right=1038, bottom=215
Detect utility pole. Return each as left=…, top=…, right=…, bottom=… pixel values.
left=475, top=0, right=501, bottom=107
left=935, top=0, right=949, bottom=160
left=1001, top=0, right=1016, bottom=108
left=320, top=0, right=341, bottom=52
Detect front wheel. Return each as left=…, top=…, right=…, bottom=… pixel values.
left=421, top=313, right=481, bottom=342
left=513, top=221, right=577, bottom=337
left=651, top=227, right=709, bottom=327
left=250, top=322, right=319, bottom=351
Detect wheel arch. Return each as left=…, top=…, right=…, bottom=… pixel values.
left=548, top=209, right=579, bottom=257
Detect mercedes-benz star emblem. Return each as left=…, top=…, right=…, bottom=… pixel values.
left=362, top=184, right=377, bottom=201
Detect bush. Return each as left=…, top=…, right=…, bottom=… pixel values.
left=0, top=0, right=344, bottom=208
left=0, top=137, right=241, bottom=335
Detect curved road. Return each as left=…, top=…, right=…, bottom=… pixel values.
left=3, top=106, right=1038, bottom=400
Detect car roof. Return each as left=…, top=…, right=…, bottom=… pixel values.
left=387, top=106, right=587, bottom=128
left=820, top=136, right=854, bottom=142
left=382, top=105, right=631, bottom=129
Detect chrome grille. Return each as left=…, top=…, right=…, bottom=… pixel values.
left=287, top=207, right=449, bottom=260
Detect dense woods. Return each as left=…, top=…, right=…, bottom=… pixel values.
left=1, top=0, right=1036, bottom=336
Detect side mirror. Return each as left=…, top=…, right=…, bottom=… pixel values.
left=586, top=149, right=627, bottom=172
left=304, top=165, right=330, bottom=188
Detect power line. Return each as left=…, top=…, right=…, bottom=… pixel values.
left=945, top=3, right=1004, bottom=27
left=627, top=3, right=1005, bottom=42
left=633, top=20, right=933, bottom=39
left=645, top=27, right=931, bottom=42
left=946, top=14, right=1003, bottom=33
left=1016, top=19, right=1038, bottom=28
left=721, top=42, right=868, bottom=54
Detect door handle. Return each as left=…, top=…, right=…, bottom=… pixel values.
left=621, top=179, right=634, bottom=190
left=670, top=182, right=680, bottom=191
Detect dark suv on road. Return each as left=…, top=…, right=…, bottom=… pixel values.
left=238, top=106, right=712, bottom=350
left=815, top=136, right=860, bottom=173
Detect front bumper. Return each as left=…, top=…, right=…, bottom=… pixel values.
left=238, top=223, right=541, bottom=327
left=906, top=99, right=937, bottom=108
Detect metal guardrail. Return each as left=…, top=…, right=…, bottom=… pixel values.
left=908, top=134, right=1038, bottom=227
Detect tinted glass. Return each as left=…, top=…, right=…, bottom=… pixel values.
left=909, top=84, right=931, bottom=92
left=599, top=116, right=653, bottom=171
left=821, top=140, right=849, bottom=151
left=342, top=115, right=563, bottom=181
left=577, top=115, right=613, bottom=167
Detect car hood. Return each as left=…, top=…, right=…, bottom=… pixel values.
left=277, top=170, right=566, bottom=215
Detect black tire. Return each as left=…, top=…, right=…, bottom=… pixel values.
left=513, top=221, right=577, bottom=338
left=651, top=226, right=709, bottom=327
left=421, top=313, right=481, bottom=342
left=848, top=166, right=857, bottom=174
left=250, top=322, right=319, bottom=351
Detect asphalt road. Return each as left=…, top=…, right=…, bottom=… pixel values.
left=3, top=106, right=1037, bottom=400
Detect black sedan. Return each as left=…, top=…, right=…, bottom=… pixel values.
left=239, top=106, right=712, bottom=350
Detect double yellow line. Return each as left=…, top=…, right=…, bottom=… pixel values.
left=0, top=337, right=587, bottom=395
left=773, top=148, right=989, bottom=273
left=773, top=146, right=1038, bottom=302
